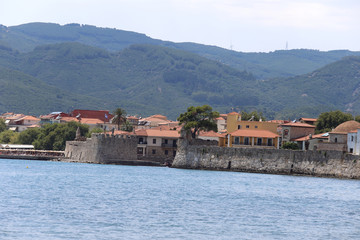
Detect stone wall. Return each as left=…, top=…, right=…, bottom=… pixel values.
left=172, top=137, right=360, bottom=179
left=65, top=133, right=138, bottom=164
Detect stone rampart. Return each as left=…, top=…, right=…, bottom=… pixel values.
left=172, top=137, right=360, bottom=179
left=65, top=133, right=138, bottom=164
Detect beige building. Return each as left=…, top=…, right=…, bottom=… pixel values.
left=280, top=122, right=315, bottom=144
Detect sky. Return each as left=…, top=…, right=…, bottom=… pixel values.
left=1, top=0, right=359, bottom=52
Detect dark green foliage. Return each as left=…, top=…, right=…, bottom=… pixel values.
left=241, top=110, right=266, bottom=121
left=315, top=110, right=353, bottom=133
left=177, top=105, right=219, bottom=138
left=281, top=142, right=299, bottom=150
left=0, top=130, right=17, bottom=144
left=121, top=120, right=134, bottom=132
left=87, top=127, right=104, bottom=138
left=16, top=128, right=41, bottom=144
left=112, top=108, right=127, bottom=130
left=0, top=119, right=6, bottom=132
left=1, top=22, right=360, bottom=119
left=3, top=23, right=360, bottom=79
left=33, top=122, right=89, bottom=150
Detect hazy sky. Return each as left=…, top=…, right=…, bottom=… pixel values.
left=1, top=0, right=359, bottom=52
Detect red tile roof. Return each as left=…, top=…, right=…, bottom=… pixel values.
left=199, top=131, right=224, bottom=138
left=300, top=118, right=317, bottom=122
left=230, top=129, right=279, bottom=138
left=280, top=122, right=315, bottom=128
left=293, top=133, right=329, bottom=141
left=70, top=109, right=113, bottom=122
left=228, top=112, right=239, bottom=115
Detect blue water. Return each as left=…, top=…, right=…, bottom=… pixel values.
left=0, top=159, right=359, bottom=240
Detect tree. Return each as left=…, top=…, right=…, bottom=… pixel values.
left=241, top=110, right=266, bottom=121
left=33, top=122, right=89, bottom=151
left=16, top=128, right=42, bottom=145
left=0, top=119, right=6, bottom=133
left=121, top=120, right=133, bottom=132
left=0, top=130, right=18, bottom=144
left=177, top=105, right=219, bottom=138
left=112, top=108, right=127, bottom=130
left=316, top=110, right=353, bottom=133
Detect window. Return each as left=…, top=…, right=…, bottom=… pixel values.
left=284, top=129, right=289, bottom=136
left=350, top=148, right=354, bottom=153
left=234, top=137, right=240, bottom=144
left=137, top=147, right=143, bottom=154
left=173, top=151, right=176, bottom=157
left=267, top=138, right=273, bottom=146
left=246, top=125, right=249, bottom=128
left=152, top=149, right=156, bottom=154
left=351, top=136, right=354, bottom=142
left=164, top=139, right=168, bottom=144
left=238, top=125, right=241, bottom=129
left=257, top=138, right=262, bottom=146
left=335, top=137, right=338, bottom=143
left=153, top=139, right=156, bottom=144
left=255, top=126, right=258, bottom=129
left=138, top=137, right=144, bottom=144
left=165, top=150, right=169, bottom=155
left=244, top=137, right=249, bottom=145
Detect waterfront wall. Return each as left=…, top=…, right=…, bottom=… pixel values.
left=172, top=136, right=360, bottom=179
left=65, top=134, right=138, bottom=164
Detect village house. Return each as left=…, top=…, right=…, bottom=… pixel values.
left=135, top=128, right=180, bottom=163
left=224, top=112, right=280, bottom=149
left=317, top=120, right=360, bottom=152
left=280, top=122, right=315, bottom=145
left=292, top=132, right=329, bottom=150
left=227, top=129, right=280, bottom=149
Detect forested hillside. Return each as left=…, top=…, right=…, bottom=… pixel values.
left=1, top=23, right=360, bottom=119
left=0, top=43, right=258, bottom=118
left=1, top=23, right=360, bottom=79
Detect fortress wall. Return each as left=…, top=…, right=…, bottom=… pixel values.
left=172, top=138, right=360, bottom=179
left=65, top=134, right=138, bottom=164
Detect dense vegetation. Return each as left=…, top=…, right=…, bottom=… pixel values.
left=1, top=23, right=360, bottom=119
left=0, top=122, right=89, bottom=150
left=2, top=23, right=360, bottom=79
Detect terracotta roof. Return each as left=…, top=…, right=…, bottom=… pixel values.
left=80, top=118, right=104, bottom=125
left=127, top=116, right=139, bottom=120
left=216, top=117, right=225, bottom=121
left=332, top=120, right=360, bottom=133
left=230, top=129, right=279, bottom=138
left=5, top=114, right=25, bottom=120
left=280, top=122, right=315, bottom=128
left=293, top=133, right=329, bottom=141
left=220, top=114, right=227, bottom=117
left=15, top=116, right=40, bottom=121
left=300, top=118, right=317, bottom=122
left=228, top=112, right=239, bottom=115
left=134, top=129, right=180, bottom=138
left=199, top=131, right=224, bottom=138
left=70, top=109, right=113, bottom=122
left=59, top=117, right=80, bottom=122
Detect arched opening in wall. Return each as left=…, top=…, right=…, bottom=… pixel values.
left=335, top=137, right=338, bottom=143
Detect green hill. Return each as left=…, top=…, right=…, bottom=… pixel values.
left=257, top=56, right=360, bottom=119
left=2, top=22, right=360, bottom=79
left=0, top=65, right=103, bottom=115
left=0, top=43, right=259, bottom=119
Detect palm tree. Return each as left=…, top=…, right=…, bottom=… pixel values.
left=112, top=108, right=127, bottom=130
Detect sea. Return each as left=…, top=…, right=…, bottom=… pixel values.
left=0, top=159, right=359, bottom=240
